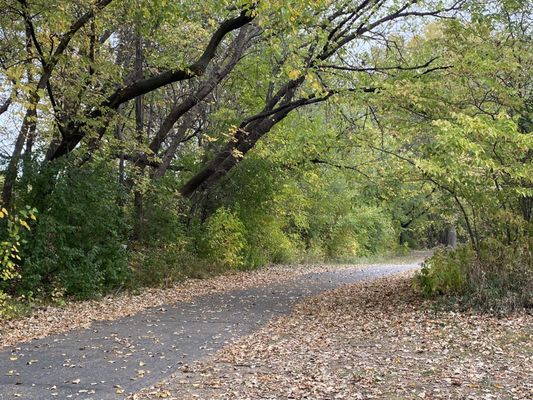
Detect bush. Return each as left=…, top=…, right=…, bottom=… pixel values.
left=20, top=161, right=130, bottom=299
left=415, top=246, right=469, bottom=296
left=415, top=238, right=533, bottom=312
left=135, top=176, right=189, bottom=243
left=130, top=239, right=217, bottom=287
left=244, top=216, right=302, bottom=266
left=0, top=290, right=12, bottom=317
left=200, top=208, right=247, bottom=269
left=467, top=238, right=532, bottom=312
left=0, top=206, right=37, bottom=316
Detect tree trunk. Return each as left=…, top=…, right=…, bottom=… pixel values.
left=2, top=104, right=37, bottom=208
left=180, top=110, right=293, bottom=197
left=132, top=28, right=145, bottom=240
left=445, top=226, right=457, bottom=248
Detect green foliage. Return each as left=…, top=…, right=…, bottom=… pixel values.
left=20, top=161, right=130, bottom=300
left=466, top=238, right=533, bottom=312
left=201, top=208, right=247, bottom=270
left=130, top=240, right=210, bottom=287
left=203, top=156, right=305, bottom=267
left=203, top=113, right=403, bottom=268
left=415, top=247, right=469, bottom=297
left=2, top=0, right=530, bottom=313
left=0, top=206, right=36, bottom=281
left=0, top=206, right=37, bottom=316
left=0, top=290, right=12, bottom=317
left=245, top=215, right=302, bottom=266
left=323, top=206, right=396, bottom=261
left=385, top=11, right=531, bottom=247
left=416, top=238, right=533, bottom=312
left=136, top=177, right=189, bottom=243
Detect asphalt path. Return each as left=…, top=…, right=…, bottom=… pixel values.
left=0, top=262, right=420, bottom=399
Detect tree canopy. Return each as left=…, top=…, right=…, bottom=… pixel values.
left=0, top=0, right=531, bottom=308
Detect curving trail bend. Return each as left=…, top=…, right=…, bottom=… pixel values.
left=0, top=261, right=421, bottom=400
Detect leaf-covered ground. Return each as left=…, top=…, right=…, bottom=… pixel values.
left=0, top=265, right=321, bottom=348
left=1, top=254, right=424, bottom=348
left=132, top=273, right=533, bottom=400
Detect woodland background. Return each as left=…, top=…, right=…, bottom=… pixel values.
left=0, top=0, right=531, bottom=313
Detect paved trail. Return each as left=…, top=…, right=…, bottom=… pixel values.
left=0, top=262, right=420, bottom=399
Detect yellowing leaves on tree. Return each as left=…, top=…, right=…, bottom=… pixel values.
left=288, top=69, right=301, bottom=80
left=20, top=220, right=30, bottom=230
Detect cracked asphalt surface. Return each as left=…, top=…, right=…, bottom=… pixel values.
left=0, top=262, right=420, bottom=399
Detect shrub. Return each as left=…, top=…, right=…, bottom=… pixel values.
left=322, top=206, right=396, bottom=261
left=0, top=206, right=37, bottom=316
left=201, top=208, right=247, bottom=269
left=20, top=161, right=130, bottom=299
left=135, top=176, right=189, bottom=243
left=415, top=246, right=469, bottom=296
left=244, top=216, right=302, bottom=266
left=0, top=290, right=11, bottom=317
left=0, top=207, right=36, bottom=283
left=325, top=227, right=359, bottom=261
left=467, top=238, right=532, bottom=312
left=129, top=236, right=222, bottom=287
left=242, top=245, right=269, bottom=270
left=415, top=237, right=533, bottom=312
left=302, top=237, right=327, bottom=263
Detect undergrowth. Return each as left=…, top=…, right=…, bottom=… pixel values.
left=415, top=238, right=532, bottom=313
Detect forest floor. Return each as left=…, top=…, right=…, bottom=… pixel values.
left=132, top=273, right=533, bottom=400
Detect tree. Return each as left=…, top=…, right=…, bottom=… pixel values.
left=322, top=0, right=532, bottom=249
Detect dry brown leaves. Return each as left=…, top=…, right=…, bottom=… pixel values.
left=133, top=273, right=533, bottom=400
left=0, top=261, right=388, bottom=348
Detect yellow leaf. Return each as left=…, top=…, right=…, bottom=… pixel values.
left=231, top=148, right=244, bottom=159
left=288, top=69, right=300, bottom=80
left=311, top=81, right=322, bottom=92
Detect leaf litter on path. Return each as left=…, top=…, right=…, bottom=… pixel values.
left=1, top=255, right=425, bottom=348
left=131, top=273, right=532, bottom=400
